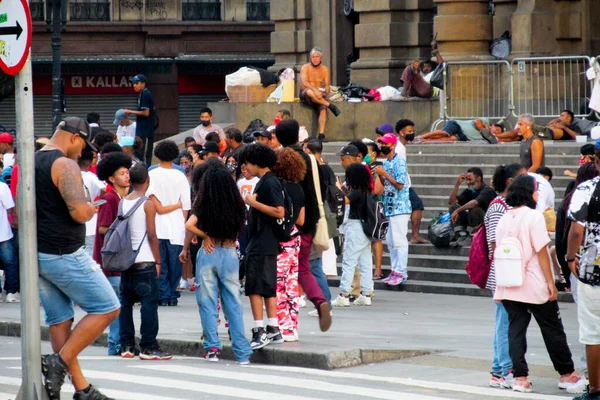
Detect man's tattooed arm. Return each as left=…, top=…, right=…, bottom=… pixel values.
left=53, top=158, right=96, bottom=223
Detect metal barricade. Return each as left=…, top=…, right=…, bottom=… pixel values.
left=510, top=56, right=593, bottom=119
left=443, top=60, right=512, bottom=121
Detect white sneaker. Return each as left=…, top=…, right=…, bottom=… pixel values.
left=6, top=293, right=20, bottom=303
left=308, top=309, right=333, bottom=317
left=295, top=295, right=307, bottom=308
left=353, top=294, right=372, bottom=306
left=565, top=376, right=588, bottom=394
left=179, top=279, right=189, bottom=290
left=331, top=295, right=350, bottom=307
left=282, top=332, right=299, bottom=342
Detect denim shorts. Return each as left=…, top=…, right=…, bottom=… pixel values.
left=38, top=246, right=121, bottom=326
left=409, top=187, right=424, bottom=211
left=442, top=121, right=468, bottom=141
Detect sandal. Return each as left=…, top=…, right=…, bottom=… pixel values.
left=373, top=273, right=384, bottom=281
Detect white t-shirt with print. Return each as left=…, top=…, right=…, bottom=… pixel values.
left=117, top=122, right=137, bottom=141
left=147, top=166, right=192, bottom=246
left=81, top=171, right=106, bottom=237
left=529, top=172, right=555, bottom=212
left=0, top=182, right=14, bottom=242
left=237, top=177, right=259, bottom=211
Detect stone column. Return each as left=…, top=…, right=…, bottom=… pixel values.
left=268, top=0, right=313, bottom=80
left=511, top=0, right=584, bottom=56
left=223, top=0, right=247, bottom=22
left=492, top=0, right=517, bottom=38
left=433, top=0, right=492, bottom=61
left=350, top=0, right=434, bottom=89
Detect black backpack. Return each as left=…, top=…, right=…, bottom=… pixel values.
left=361, top=194, right=389, bottom=240
left=243, top=119, right=265, bottom=143
left=325, top=184, right=345, bottom=227
left=273, top=180, right=295, bottom=243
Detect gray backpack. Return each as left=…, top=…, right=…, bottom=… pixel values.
left=101, top=196, right=147, bottom=272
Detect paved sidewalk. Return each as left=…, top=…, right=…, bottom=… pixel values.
left=0, top=290, right=585, bottom=374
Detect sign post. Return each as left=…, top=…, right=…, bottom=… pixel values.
left=1, top=0, right=47, bottom=399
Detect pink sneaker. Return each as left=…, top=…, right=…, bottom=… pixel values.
left=559, top=372, right=586, bottom=390
left=387, top=273, right=407, bottom=286
left=381, top=273, right=395, bottom=284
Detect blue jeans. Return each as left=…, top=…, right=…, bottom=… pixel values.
left=196, top=246, right=252, bottom=362
left=341, top=220, right=373, bottom=295
left=159, top=239, right=183, bottom=303
left=309, top=258, right=331, bottom=309
left=0, top=238, right=18, bottom=294
left=120, top=264, right=159, bottom=350
left=492, top=301, right=512, bottom=375
left=106, top=276, right=121, bottom=354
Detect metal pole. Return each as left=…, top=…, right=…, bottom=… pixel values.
left=51, top=0, right=62, bottom=134
left=15, top=45, right=47, bottom=400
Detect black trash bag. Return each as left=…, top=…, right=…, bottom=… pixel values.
left=491, top=31, right=511, bottom=60
left=428, top=213, right=455, bottom=248
left=338, top=84, right=374, bottom=100
left=243, top=119, right=265, bottom=143
left=429, top=63, right=444, bottom=90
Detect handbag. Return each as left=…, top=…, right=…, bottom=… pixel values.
left=309, top=154, right=330, bottom=251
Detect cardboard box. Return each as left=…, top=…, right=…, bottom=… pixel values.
left=228, top=84, right=278, bottom=103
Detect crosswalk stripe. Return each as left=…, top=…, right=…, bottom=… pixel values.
left=80, top=369, right=327, bottom=400
left=0, top=376, right=187, bottom=400
left=246, top=365, right=572, bottom=400
left=132, top=364, right=459, bottom=400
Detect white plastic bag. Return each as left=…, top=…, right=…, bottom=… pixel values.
left=225, top=67, right=261, bottom=97
left=267, top=84, right=284, bottom=103
left=377, top=86, right=403, bottom=101
left=280, top=68, right=295, bottom=81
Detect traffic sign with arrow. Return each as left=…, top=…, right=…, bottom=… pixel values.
left=0, top=0, right=32, bottom=75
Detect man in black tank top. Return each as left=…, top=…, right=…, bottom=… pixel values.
left=518, top=113, right=546, bottom=172
left=35, top=117, right=119, bottom=400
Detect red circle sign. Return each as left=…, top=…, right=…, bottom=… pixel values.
left=0, top=0, right=33, bottom=75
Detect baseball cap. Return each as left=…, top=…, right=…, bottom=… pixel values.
left=336, top=144, right=359, bottom=157
left=253, top=129, right=272, bottom=140
left=131, top=74, right=147, bottom=83
left=0, top=132, right=14, bottom=144
left=119, top=136, right=135, bottom=147
left=581, top=143, right=595, bottom=155
left=57, top=117, right=97, bottom=152
left=201, top=141, right=220, bottom=154
left=113, top=109, right=127, bottom=125
left=377, top=133, right=398, bottom=146
left=375, top=123, right=394, bottom=135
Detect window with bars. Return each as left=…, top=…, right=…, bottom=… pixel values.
left=182, top=0, right=221, bottom=21
left=70, top=0, right=111, bottom=21
left=246, top=0, right=269, bottom=21
left=30, top=0, right=45, bottom=21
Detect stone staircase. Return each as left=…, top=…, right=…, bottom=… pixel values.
left=321, top=141, right=583, bottom=301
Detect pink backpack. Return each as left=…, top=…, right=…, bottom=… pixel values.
left=465, top=198, right=508, bottom=289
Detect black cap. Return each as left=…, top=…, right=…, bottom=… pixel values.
left=336, top=144, right=359, bottom=157
left=581, top=143, right=595, bottom=156
left=57, top=117, right=97, bottom=152
left=252, top=129, right=272, bottom=140
left=201, top=141, right=220, bottom=154
left=132, top=74, right=147, bottom=83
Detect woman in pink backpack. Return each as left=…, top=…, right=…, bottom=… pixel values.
left=484, top=163, right=526, bottom=389
left=494, top=175, right=584, bottom=393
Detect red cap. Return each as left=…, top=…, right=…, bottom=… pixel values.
left=0, top=133, right=14, bottom=144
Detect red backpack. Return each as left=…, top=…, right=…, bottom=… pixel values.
left=465, top=198, right=508, bottom=289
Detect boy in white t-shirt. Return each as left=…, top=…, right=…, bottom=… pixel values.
left=146, top=141, right=191, bottom=307
left=0, top=180, right=18, bottom=303
left=78, top=151, right=106, bottom=257
left=114, top=109, right=137, bottom=141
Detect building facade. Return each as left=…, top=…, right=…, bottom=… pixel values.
left=1, top=0, right=274, bottom=138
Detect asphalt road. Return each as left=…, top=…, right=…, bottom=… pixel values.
left=0, top=337, right=576, bottom=400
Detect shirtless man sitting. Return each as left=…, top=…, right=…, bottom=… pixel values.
left=300, top=47, right=341, bottom=142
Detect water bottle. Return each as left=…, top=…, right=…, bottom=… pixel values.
left=439, top=213, right=451, bottom=224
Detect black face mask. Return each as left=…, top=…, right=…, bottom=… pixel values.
left=201, top=120, right=211, bottom=127
left=405, top=134, right=415, bottom=141
left=380, top=146, right=392, bottom=155
left=311, top=61, right=322, bottom=68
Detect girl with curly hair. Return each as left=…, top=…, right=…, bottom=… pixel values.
left=271, top=148, right=307, bottom=342
left=183, top=162, right=252, bottom=363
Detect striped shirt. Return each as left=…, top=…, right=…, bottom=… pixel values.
left=483, top=196, right=509, bottom=291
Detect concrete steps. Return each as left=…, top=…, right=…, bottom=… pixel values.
left=320, top=141, right=580, bottom=301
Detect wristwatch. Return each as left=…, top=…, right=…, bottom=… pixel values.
left=565, top=256, right=576, bottom=263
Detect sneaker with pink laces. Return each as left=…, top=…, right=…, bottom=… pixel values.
left=559, top=372, right=586, bottom=392
left=387, top=273, right=407, bottom=286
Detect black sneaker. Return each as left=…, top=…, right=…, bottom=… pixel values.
left=266, top=325, right=284, bottom=344
left=250, top=327, right=269, bottom=350
left=318, top=134, right=328, bottom=142
left=41, top=354, right=68, bottom=400
left=120, top=344, right=138, bottom=359
left=72, top=384, right=114, bottom=400
left=158, top=301, right=168, bottom=306
left=168, top=300, right=178, bottom=306
left=139, top=347, right=173, bottom=360
left=203, top=347, right=220, bottom=362
left=328, top=103, right=341, bottom=117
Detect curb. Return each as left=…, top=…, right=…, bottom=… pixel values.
left=0, top=321, right=432, bottom=370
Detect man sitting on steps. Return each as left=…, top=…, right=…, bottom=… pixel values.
left=448, top=167, right=496, bottom=246
left=300, top=47, right=341, bottom=143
